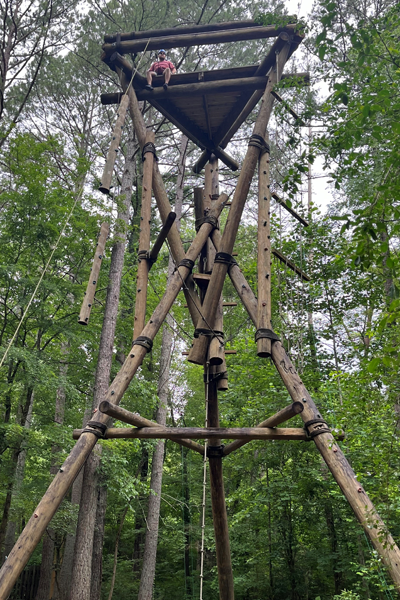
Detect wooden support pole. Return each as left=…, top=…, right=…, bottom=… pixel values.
left=223, top=402, right=304, bottom=456
left=78, top=222, right=109, bottom=325
left=73, top=426, right=309, bottom=440
left=272, top=192, right=309, bottom=227
left=98, top=401, right=204, bottom=454
left=148, top=211, right=176, bottom=264
left=99, top=94, right=129, bottom=194
left=133, top=130, right=155, bottom=339
left=120, top=71, right=202, bottom=327
left=188, top=42, right=291, bottom=365
left=270, top=340, right=400, bottom=592
left=102, top=24, right=299, bottom=56
left=272, top=248, right=310, bottom=281
left=257, top=139, right=272, bottom=357
left=0, top=201, right=226, bottom=599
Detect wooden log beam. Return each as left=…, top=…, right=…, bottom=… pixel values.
left=271, top=340, right=400, bottom=592
left=135, top=76, right=274, bottom=100
left=99, top=94, right=129, bottom=194
left=104, top=20, right=266, bottom=43
left=0, top=199, right=227, bottom=600
left=148, top=211, right=176, bottom=264
left=271, top=90, right=306, bottom=125
left=78, top=222, right=109, bottom=325
left=272, top=248, right=310, bottom=281
left=98, top=401, right=204, bottom=455
left=133, top=130, right=155, bottom=339
left=272, top=192, right=309, bottom=226
left=257, top=138, right=271, bottom=357
left=73, top=426, right=308, bottom=440
left=188, top=42, right=291, bottom=365
left=119, top=70, right=202, bottom=327
left=102, top=24, right=300, bottom=56
left=223, top=402, right=304, bottom=456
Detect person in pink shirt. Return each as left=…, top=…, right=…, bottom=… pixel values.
left=146, top=50, right=176, bottom=91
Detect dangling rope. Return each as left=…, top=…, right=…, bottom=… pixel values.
left=199, top=362, right=210, bottom=600
left=0, top=188, right=84, bottom=370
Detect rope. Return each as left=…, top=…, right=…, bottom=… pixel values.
left=199, top=363, right=210, bottom=600
left=0, top=189, right=84, bottom=370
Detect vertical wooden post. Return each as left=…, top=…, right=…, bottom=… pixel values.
left=207, top=378, right=235, bottom=600
left=133, top=130, right=155, bottom=339
left=99, top=94, right=130, bottom=195
left=256, top=137, right=271, bottom=357
left=78, top=222, right=109, bottom=325
left=188, top=42, right=291, bottom=365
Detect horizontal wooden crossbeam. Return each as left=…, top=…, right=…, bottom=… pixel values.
left=97, top=401, right=205, bottom=454
left=102, top=24, right=300, bottom=55
left=104, top=20, right=265, bottom=43
left=73, top=426, right=309, bottom=440
left=272, top=248, right=310, bottom=281
left=272, top=192, right=309, bottom=227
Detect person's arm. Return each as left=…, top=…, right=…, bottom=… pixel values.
left=170, top=62, right=176, bottom=74
left=148, top=62, right=155, bottom=73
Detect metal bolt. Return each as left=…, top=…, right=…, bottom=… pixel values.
left=111, top=391, right=115, bottom=396
left=88, top=303, right=92, bottom=307
left=358, top=487, right=362, bottom=493
left=93, top=280, right=96, bottom=284
left=302, top=398, right=307, bottom=403
left=262, top=302, right=266, bottom=307
left=263, top=170, right=267, bottom=174
left=130, top=354, right=135, bottom=358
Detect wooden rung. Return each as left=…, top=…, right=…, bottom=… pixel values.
left=271, top=90, right=306, bottom=126
left=73, top=426, right=309, bottom=441
left=272, top=249, right=310, bottom=282
left=182, top=350, right=237, bottom=355
left=272, top=193, right=309, bottom=227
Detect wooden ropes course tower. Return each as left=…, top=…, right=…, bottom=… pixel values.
left=1, top=20, right=400, bottom=600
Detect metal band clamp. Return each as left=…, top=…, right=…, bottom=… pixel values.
left=195, top=216, right=219, bottom=232
left=142, top=141, right=158, bottom=162
left=248, top=134, right=270, bottom=154
left=132, top=336, right=153, bottom=352
left=255, top=328, right=280, bottom=343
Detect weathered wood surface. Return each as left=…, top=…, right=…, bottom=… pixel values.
left=121, top=72, right=202, bottom=325
left=188, top=42, right=291, bottom=365
left=0, top=199, right=227, bottom=599
left=223, top=402, right=304, bottom=456
left=102, top=24, right=300, bottom=55
left=104, top=19, right=266, bottom=43
left=78, top=222, right=109, bottom=325
left=98, top=401, right=204, bottom=454
left=133, top=130, right=155, bottom=339
left=272, top=248, right=310, bottom=281
left=272, top=192, right=309, bottom=227
left=73, top=426, right=309, bottom=440
left=99, top=94, right=129, bottom=194
left=257, top=142, right=271, bottom=357
left=134, top=76, right=274, bottom=100
left=148, top=212, right=176, bottom=264
left=100, top=72, right=311, bottom=106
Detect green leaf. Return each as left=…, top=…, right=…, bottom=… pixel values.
left=367, top=358, right=380, bottom=373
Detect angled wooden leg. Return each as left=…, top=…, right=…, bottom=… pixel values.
left=270, top=340, right=400, bottom=591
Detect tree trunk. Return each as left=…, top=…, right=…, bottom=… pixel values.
left=138, top=134, right=188, bottom=600
left=0, top=387, right=34, bottom=562
left=35, top=341, right=69, bottom=600
left=69, top=130, right=137, bottom=600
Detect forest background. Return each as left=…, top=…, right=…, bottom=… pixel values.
left=1, top=0, right=400, bottom=598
